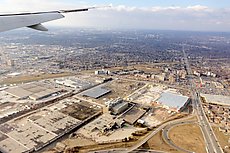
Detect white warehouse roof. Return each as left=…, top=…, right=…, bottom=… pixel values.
left=156, top=92, right=189, bottom=109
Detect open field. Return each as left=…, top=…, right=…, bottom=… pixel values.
left=78, top=142, right=135, bottom=153
left=144, top=131, right=180, bottom=153
left=169, top=124, right=206, bottom=153
left=0, top=73, right=73, bottom=85
left=103, top=79, right=145, bottom=100
left=45, top=138, right=137, bottom=153
left=142, top=114, right=193, bottom=152
left=212, top=126, right=230, bottom=153
left=60, top=103, right=100, bottom=121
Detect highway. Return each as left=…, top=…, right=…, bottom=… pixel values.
left=193, top=92, right=223, bottom=153
left=182, top=46, right=223, bottom=153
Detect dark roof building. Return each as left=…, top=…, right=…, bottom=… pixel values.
left=81, top=86, right=111, bottom=99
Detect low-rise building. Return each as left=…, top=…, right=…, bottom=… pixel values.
left=111, top=101, right=129, bottom=115
left=95, top=69, right=110, bottom=75
left=201, top=94, right=230, bottom=106
left=4, top=82, right=63, bottom=101
left=105, top=98, right=129, bottom=115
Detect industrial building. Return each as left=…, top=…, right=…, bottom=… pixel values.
left=0, top=109, right=81, bottom=153
left=201, top=94, right=230, bottom=106
left=156, top=91, right=190, bottom=112
left=55, top=78, right=93, bottom=90
left=81, top=86, right=111, bottom=99
left=83, top=114, right=124, bottom=134
left=95, top=69, right=110, bottom=75
left=4, top=82, right=63, bottom=101
left=105, top=98, right=129, bottom=115
left=123, top=107, right=146, bottom=125
left=77, top=114, right=129, bottom=143
left=111, top=101, right=129, bottom=115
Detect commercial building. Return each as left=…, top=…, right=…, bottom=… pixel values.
left=105, top=98, right=129, bottom=115
left=5, top=83, right=62, bottom=101
left=55, top=78, right=93, bottom=90
left=83, top=114, right=124, bottom=134
left=111, top=101, right=129, bottom=115
left=95, top=69, right=110, bottom=75
left=201, top=94, right=230, bottom=106
left=156, top=91, right=190, bottom=112
left=81, top=86, right=111, bottom=99
left=0, top=109, right=81, bottom=153
left=153, top=73, right=166, bottom=81
left=123, top=107, right=146, bottom=125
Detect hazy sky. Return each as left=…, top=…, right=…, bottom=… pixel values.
left=1, top=0, right=230, bottom=32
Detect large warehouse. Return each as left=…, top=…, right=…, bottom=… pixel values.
left=81, top=86, right=111, bottom=99
left=55, top=78, right=93, bottom=90
left=156, top=91, right=190, bottom=112
left=200, top=94, right=230, bottom=106
left=5, top=83, right=62, bottom=101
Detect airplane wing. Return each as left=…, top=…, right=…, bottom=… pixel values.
left=0, top=7, right=96, bottom=32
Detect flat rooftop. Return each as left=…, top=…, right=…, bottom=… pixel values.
left=4, top=82, right=62, bottom=100
left=84, top=114, right=114, bottom=132
left=201, top=94, right=230, bottom=106
left=55, top=78, right=93, bottom=90
left=81, top=86, right=111, bottom=99
left=123, top=107, right=146, bottom=125
left=0, top=108, right=81, bottom=153
left=113, top=101, right=128, bottom=110
left=156, top=92, right=189, bottom=109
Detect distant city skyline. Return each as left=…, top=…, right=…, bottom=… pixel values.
left=1, top=0, right=230, bottom=32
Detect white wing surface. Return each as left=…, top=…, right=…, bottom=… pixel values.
left=0, top=7, right=95, bottom=32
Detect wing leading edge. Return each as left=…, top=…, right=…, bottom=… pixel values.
left=0, top=7, right=96, bottom=32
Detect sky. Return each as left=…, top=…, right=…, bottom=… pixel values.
left=1, top=0, right=230, bottom=32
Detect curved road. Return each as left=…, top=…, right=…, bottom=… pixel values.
left=162, top=120, right=196, bottom=153
left=124, top=115, right=196, bottom=153
left=89, top=148, right=166, bottom=153
left=89, top=116, right=195, bottom=153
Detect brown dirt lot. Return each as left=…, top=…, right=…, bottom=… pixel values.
left=212, top=126, right=230, bottom=153
left=63, top=137, right=96, bottom=148
left=60, top=103, right=99, bottom=121
left=104, top=79, right=145, bottom=99
left=144, top=131, right=180, bottom=153
left=169, top=124, right=206, bottom=153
